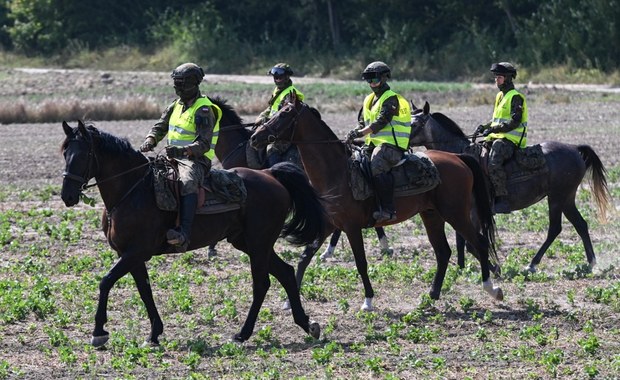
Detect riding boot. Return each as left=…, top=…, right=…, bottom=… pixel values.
left=167, top=193, right=198, bottom=252
left=266, top=151, right=282, bottom=168
left=488, top=167, right=510, bottom=213
left=372, top=173, right=396, bottom=223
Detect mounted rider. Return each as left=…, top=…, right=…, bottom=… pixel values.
left=139, top=62, right=221, bottom=252
left=255, top=63, right=305, bottom=167
left=346, top=61, right=412, bottom=223
left=474, top=62, right=528, bottom=213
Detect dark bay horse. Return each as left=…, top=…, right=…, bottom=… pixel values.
left=211, top=97, right=391, bottom=264
left=61, top=120, right=327, bottom=347
left=250, top=96, right=503, bottom=310
left=409, top=101, right=610, bottom=272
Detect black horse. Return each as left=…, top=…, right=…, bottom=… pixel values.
left=61, top=120, right=327, bottom=347
left=409, top=101, right=610, bottom=272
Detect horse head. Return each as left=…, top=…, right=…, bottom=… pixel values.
left=250, top=92, right=302, bottom=150
left=61, top=120, right=98, bottom=206
left=409, top=101, right=432, bottom=147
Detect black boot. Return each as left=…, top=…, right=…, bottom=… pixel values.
left=167, top=193, right=198, bottom=252
left=372, top=173, right=396, bottom=223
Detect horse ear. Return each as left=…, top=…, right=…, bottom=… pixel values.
left=77, top=120, right=88, bottom=136
left=286, top=90, right=297, bottom=104
left=423, top=101, right=430, bottom=114
left=62, top=121, right=73, bottom=137
left=410, top=100, right=417, bottom=110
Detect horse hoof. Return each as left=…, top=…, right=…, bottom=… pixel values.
left=360, top=298, right=373, bottom=311
left=231, top=333, right=247, bottom=343
left=494, top=288, right=504, bottom=301
left=141, top=339, right=160, bottom=348
left=308, top=320, right=321, bottom=340
left=380, top=248, right=394, bottom=257
left=207, top=248, right=218, bottom=259
left=590, top=258, right=597, bottom=269
left=91, top=334, right=109, bottom=348
left=525, top=265, right=537, bottom=273
left=282, top=299, right=291, bottom=310
left=320, top=249, right=334, bottom=261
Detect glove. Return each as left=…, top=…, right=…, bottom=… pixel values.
left=139, top=137, right=156, bottom=152
left=165, top=145, right=187, bottom=159
left=482, top=128, right=493, bottom=137
left=345, top=129, right=363, bottom=143
left=474, top=125, right=486, bottom=135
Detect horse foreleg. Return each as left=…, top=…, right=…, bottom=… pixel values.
left=527, top=200, right=563, bottom=273
left=92, top=255, right=139, bottom=348
left=346, top=228, right=374, bottom=311
left=562, top=201, right=596, bottom=269
left=420, top=211, right=451, bottom=300
left=456, top=233, right=466, bottom=268
left=269, top=251, right=320, bottom=339
left=234, top=254, right=271, bottom=343
left=207, top=243, right=218, bottom=258
left=130, top=263, right=163, bottom=347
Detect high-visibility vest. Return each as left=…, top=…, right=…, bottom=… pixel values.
left=168, top=97, right=221, bottom=160
left=485, top=89, right=528, bottom=148
left=363, top=90, right=412, bottom=149
left=269, top=86, right=305, bottom=116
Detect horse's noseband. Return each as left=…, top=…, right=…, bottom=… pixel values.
left=62, top=136, right=97, bottom=190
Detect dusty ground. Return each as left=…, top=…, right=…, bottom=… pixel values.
left=1, top=70, right=619, bottom=379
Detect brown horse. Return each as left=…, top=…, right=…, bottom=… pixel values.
left=211, top=97, right=391, bottom=267
left=61, top=120, right=326, bottom=347
left=409, top=101, right=611, bottom=272
left=250, top=95, right=503, bottom=310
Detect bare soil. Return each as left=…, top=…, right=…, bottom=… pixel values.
left=1, top=70, right=619, bottom=379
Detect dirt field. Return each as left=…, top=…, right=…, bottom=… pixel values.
left=0, top=70, right=619, bottom=379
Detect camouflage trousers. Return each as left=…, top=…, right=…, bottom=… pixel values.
left=177, top=159, right=210, bottom=196
left=488, top=139, right=516, bottom=196
left=370, top=143, right=405, bottom=176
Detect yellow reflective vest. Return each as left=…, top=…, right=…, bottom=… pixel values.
left=485, top=89, right=528, bottom=148
left=269, top=85, right=305, bottom=116
left=363, top=90, right=412, bottom=149
left=168, top=97, right=221, bottom=160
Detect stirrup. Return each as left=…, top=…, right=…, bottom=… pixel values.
left=373, top=210, right=396, bottom=223
left=167, top=228, right=189, bottom=252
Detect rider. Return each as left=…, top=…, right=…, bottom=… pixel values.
left=254, top=63, right=305, bottom=167
left=346, top=61, right=412, bottom=223
left=474, top=62, right=528, bottom=213
left=139, top=62, right=221, bottom=252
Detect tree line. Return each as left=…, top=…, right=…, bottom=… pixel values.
left=1, top=0, right=618, bottom=80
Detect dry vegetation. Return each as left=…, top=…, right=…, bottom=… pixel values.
left=0, top=69, right=619, bottom=379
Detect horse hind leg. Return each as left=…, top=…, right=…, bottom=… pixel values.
left=562, top=200, right=596, bottom=269
left=130, top=263, right=164, bottom=347
left=233, top=252, right=271, bottom=342
left=526, top=200, right=564, bottom=273
left=320, top=230, right=341, bottom=261
left=269, top=250, right=320, bottom=339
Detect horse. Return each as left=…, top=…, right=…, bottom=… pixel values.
left=60, top=120, right=327, bottom=347
left=249, top=94, right=503, bottom=311
left=409, top=101, right=611, bottom=273
left=211, top=97, right=392, bottom=263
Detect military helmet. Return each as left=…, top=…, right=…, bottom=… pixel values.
left=171, top=63, right=204, bottom=85
left=268, top=63, right=294, bottom=76
left=362, top=61, right=391, bottom=80
left=490, top=62, right=517, bottom=78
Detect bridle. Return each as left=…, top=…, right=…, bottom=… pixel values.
left=62, top=130, right=150, bottom=210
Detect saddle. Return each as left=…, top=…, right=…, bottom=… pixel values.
left=464, top=142, right=549, bottom=190
left=348, top=148, right=441, bottom=201
left=151, top=157, right=247, bottom=214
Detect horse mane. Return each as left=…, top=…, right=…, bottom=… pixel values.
left=307, top=104, right=340, bottom=141
left=61, top=122, right=138, bottom=159
left=210, top=96, right=243, bottom=126
left=431, top=112, right=467, bottom=138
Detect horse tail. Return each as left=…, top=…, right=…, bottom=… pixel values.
left=457, top=154, right=499, bottom=266
left=578, top=145, right=611, bottom=222
left=269, top=162, right=328, bottom=246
